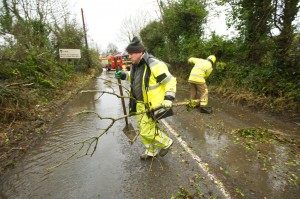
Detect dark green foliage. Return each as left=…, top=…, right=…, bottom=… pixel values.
left=142, top=0, right=208, bottom=64
left=0, top=0, right=101, bottom=123
left=140, top=21, right=165, bottom=56
left=52, top=20, right=84, bottom=50
left=273, top=0, right=300, bottom=70
left=0, top=1, right=99, bottom=84
left=234, top=128, right=272, bottom=143
left=140, top=0, right=299, bottom=114
left=162, top=0, right=206, bottom=39
left=0, top=0, right=13, bottom=32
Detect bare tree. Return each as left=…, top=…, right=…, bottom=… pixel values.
left=117, top=10, right=152, bottom=45
left=106, top=42, right=119, bottom=55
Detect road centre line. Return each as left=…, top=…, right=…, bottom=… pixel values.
left=161, top=119, right=231, bottom=199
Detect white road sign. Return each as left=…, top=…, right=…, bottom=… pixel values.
left=59, top=49, right=81, bottom=59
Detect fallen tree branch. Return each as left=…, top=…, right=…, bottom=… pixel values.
left=47, top=77, right=201, bottom=170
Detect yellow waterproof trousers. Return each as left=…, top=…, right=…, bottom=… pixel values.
left=136, top=103, right=173, bottom=156
left=190, top=82, right=208, bottom=106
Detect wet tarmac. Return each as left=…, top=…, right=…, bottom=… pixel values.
left=0, top=72, right=299, bottom=199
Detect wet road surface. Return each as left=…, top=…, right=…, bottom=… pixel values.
left=0, top=72, right=299, bottom=199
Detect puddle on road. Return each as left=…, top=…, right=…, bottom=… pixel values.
left=0, top=73, right=130, bottom=199
left=1, top=74, right=299, bottom=199
left=165, top=88, right=299, bottom=198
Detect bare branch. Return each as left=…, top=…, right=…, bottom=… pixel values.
left=117, top=10, right=153, bottom=45
left=47, top=79, right=200, bottom=170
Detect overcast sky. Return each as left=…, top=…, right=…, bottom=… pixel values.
left=71, top=0, right=230, bottom=53
left=72, top=0, right=159, bottom=52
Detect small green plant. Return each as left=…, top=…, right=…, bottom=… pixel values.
left=14, top=134, right=23, bottom=141
left=287, top=171, right=299, bottom=185
left=285, top=161, right=297, bottom=167
left=232, top=128, right=273, bottom=143
left=184, top=99, right=198, bottom=112
left=40, top=79, right=56, bottom=88
left=172, top=186, right=193, bottom=199
left=5, top=138, right=10, bottom=146
left=220, top=167, right=229, bottom=175
left=235, top=188, right=245, bottom=197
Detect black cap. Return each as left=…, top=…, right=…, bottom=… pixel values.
left=126, top=36, right=145, bottom=53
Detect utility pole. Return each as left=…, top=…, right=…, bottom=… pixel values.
left=81, top=8, right=91, bottom=68
left=96, top=43, right=100, bottom=56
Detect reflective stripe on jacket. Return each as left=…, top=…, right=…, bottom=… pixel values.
left=188, top=57, right=213, bottom=83
left=126, top=52, right=176, bottom=110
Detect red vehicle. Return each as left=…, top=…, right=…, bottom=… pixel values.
left=99, top=54, right=122, bottom=71
left=100, top=54, right=132, bottom=71
left=121, top=54, right=132, bottom=71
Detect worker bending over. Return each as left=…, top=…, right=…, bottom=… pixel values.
left=188, top=55, right=216, bottom=114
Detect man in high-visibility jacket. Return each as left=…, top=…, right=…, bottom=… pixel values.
left=188, top=55, right=216, bottom=114
left=115, top=36, right=177, bottom=160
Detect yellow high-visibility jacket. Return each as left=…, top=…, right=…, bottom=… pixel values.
left=188, top=57, right=213, bottom=84
left=124, top=53, right=176, bottom=112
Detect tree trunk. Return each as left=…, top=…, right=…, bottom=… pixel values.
left=274, top=0, right=299, bottom=69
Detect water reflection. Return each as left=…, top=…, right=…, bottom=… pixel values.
left=0, top=73, right=128, bottom=199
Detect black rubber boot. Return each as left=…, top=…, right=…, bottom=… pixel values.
left=159, top=142, right=173, bottom=157
left=200, top=107, right=213, bottom=114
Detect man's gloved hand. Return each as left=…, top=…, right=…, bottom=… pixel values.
left=115, top=71, right=123, bottom=79
left=161, top=100, right=172, bottom=109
